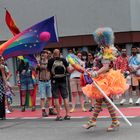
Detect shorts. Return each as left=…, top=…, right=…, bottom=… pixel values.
left=132, top=75, right=140, bottom=86
left=38, top=80, right=52, bottom=98
left=126, top=75, right=131, bottom=86
left=51, top=80, right=68, bottom=99
left=70, top=78, right=82, bottom=93
left=20, top=77, right=34, bottom=91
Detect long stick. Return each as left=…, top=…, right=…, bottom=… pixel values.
left=67, top=54, right=132, bottom=126
left=93, top=80, right=132, bottom=126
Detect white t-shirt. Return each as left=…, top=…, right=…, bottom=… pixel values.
left=69, top=61, right=85, bottom=79
left=129, top=54, right=140, bottom=76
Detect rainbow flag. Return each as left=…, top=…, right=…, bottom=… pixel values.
left=18, top=55, right=37, bottom=68
left=5, top=9, right=20, bottom=35
left=5, top=9, right=38, bottom=67
left=1, top=16, right=59, bottom=59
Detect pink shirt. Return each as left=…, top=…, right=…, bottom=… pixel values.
left=115, top=56, right=129, bottom=72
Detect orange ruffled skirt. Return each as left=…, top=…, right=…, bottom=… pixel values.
left=82, top=69, right=129, bottom=99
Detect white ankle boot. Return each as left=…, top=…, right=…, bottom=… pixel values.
left=129, top=98, right=133, bottom=104
left=135, top=98, right=140, bottom=105
left=120, top=99, right=126, bottom=105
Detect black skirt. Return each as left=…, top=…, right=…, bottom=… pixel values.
left=0, top=77, right=5, bottom=119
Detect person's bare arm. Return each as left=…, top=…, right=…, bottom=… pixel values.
left=0, top=65, right=7, bottom=86
left=67, top=66, right=75, bottom=74
left=136, top=65, right=140, bottom=70
left=90, top=62, right=110, bottom=77
left=5, top=71, right=12, bottom=81
left=97, top=63, right=110, bottom=75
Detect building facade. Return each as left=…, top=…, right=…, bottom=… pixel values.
left=0, top=0, right=140, bottom=84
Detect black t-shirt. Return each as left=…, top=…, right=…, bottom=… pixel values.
left=86, top=60, right=103, bottom=69
left=85, top=61, right=94, bottom=68
left=47, top=57, right=69, bottom=81
left=17, top=60, right=29, bottom=74
left=0, top=71, right=2, bottom=77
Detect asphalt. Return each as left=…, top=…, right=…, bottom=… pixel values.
left=2, top=88, right=140, bottom=140
left=0, top=118, right=140, bottom=140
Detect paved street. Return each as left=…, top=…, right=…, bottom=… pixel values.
left=1, top=89, right=140, bottom=140
left=0, top=117, right=140, bottom=140
left=1, top=104, right=140, bottom=140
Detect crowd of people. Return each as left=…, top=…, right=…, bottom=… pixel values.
left=0, top=46, right=140, bottom=122
left=116, top=47, right=140, bottom=105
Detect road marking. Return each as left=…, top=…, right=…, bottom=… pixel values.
left=42, top=117, right=55, bottom=119
left=127, top=106, right=140, bottom=108
left=6, top=116, right=137, bottom=120
left=20, top=117, right=40, bottom=119
left=6, top=117, right=17, bottom=119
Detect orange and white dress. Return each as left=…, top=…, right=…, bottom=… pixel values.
left=82, top=46, right=129, bottom=99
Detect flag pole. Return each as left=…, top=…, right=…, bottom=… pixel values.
left=67, top=51, right=132, bottom=127
left=92, top=80, right=132, bottom=126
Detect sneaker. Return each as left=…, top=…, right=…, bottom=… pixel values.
left=1, top=117, right=6, bottom=120
left=31, top=106, right=36, bottom=112
left=89, top=106, right=94, bottom=112
left=129, top=98, right=133, bottom=104
left=49, top=108, right=57, bottom=115
left=6, top=109, right=11, bottom=114
left=135, top=98, right=140, bottom=106
left=82, top=107, right=87, bottom=112
left=9, top=107, right=14, bottom=112
left=82, top=120, right=96, bottom=129
left=132, top=91, right=137, bottom=95
left=70, top=108, right=75, bottom=113
left=110, top=98, right=114, bottom=102
left=64, top=115, right=71, bottom=120
left=100, top=108, right=103, bottom=112
left=107, top=121, right=120, bottom=132
left=55, top=116, right=63, bottom=121
left=42, top=110, right=48, bottom=117
left=21, top=106, right=25, bottom=112
left=120, top=99, right=126, bottom=105
left=84, top=101, right=89, bottom=104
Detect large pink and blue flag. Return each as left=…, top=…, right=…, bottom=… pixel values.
left=5, top=9, right=38, bottom=67
left=0, top=16, right=59, bottom=59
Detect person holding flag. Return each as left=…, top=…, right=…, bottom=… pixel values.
left=82, top=27, right=128, bottom=131
left=5, top=9, right=38, bottom=110
left=2, top=9, right=59, bottom=113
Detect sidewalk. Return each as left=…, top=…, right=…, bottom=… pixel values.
left=12, top=91, right=140, bottom=108
left=6, top=106, right=140, bottom=119
left=11, top=86, right=140, bottom=108
left=6, top=87, right=140, bottom=119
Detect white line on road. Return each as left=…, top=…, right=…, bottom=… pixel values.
left=6, top=116, right=137, bottom=120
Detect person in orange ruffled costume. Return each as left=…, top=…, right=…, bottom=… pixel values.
left=82, top=27, right=128, bottom=132
left=82, top=69, right=128, bottom=99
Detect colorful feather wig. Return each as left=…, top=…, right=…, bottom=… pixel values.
left=93, top=27, right=114, bottom=47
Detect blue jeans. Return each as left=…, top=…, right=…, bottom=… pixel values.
left=38, top=80, right=52, bottom=99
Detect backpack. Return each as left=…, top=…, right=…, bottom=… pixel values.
left=51, top=59, right=66, bottom=78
